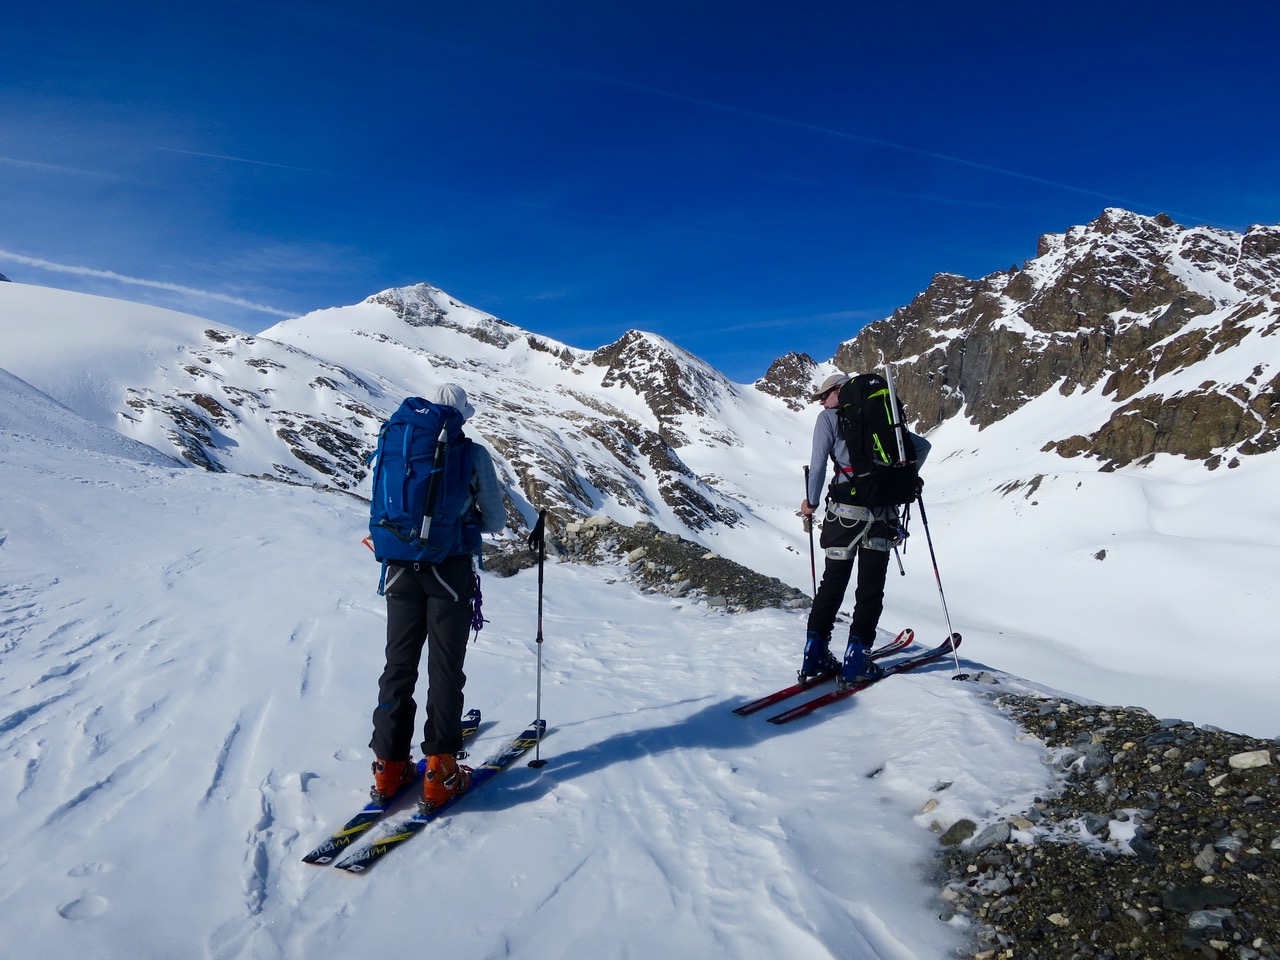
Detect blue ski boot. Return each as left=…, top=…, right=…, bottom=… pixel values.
left=840, top=636, right=884, bottom=688
left=799, top=630, right=841, bottom=681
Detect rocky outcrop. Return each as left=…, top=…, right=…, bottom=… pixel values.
left=367, top=283, right=524, bottom=348
left=591, top=330, right=737, bottom=447
left=484, top=516, right=808, bottom=613
left=755, top=352, right=821, bottom=411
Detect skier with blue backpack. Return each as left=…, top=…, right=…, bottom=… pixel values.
left=366, top=384, right=505, bottom=812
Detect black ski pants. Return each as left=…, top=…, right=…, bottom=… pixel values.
left=370, top=554, right=474, bottom=761
left=807, top=508, right=891, bottom=645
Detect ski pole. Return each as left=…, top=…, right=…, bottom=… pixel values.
left=880, top=355, right=909, bottom=578
left=418, top=424, right=449, bottom=540
left=879, top=353, right=910, bottom=466
left=527, top=509, right=550, bottom=767
left=802, top=466, right=817, bottom=595
left=892, top=501, right=910, bottom=575
left=914, top=493, right=967, bottom=680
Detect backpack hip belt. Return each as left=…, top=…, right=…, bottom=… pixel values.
left=827, top=501, right=882, bottom=523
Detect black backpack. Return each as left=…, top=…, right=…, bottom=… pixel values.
left=832, top=373, right=919, bottom=507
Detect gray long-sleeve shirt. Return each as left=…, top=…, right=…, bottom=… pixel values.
left=806, top=408, right=932, bottom=505
left=469, top=443, right=506, bottom=534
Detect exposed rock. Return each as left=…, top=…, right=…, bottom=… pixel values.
left=483, top=516, right=809, bottom=614
left=754, top=352, right=821, bottom=411
left=367, top=283, right=524, bottom=348
left=590, top=329, right=737, bottom=446
left=939, top=694, right=1280, bottom=959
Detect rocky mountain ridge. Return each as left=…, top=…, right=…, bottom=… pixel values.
left=828, top=209, right=1280, bottom=470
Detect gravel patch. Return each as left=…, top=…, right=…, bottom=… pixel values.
left=937, top=690, right=1279, bottom=959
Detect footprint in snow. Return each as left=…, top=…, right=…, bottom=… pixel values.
left=57, top=894, right=108, bottom=920
left=67, top=862, right=112, bottom=877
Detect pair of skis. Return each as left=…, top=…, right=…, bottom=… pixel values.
left=301, top=711, right=546, bottom=874
left=734, top=629, right=962, bottom=724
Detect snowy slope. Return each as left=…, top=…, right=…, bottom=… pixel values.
left=1, top=386, right=1055, bottom=960
left=895, top=391, right=1280, bottom=734
left=0, top=367, right=176, bottom=467
left=0, top=280, right=235, bottom=435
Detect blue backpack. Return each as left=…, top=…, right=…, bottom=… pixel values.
left=367, top=397, right=480, bottom=567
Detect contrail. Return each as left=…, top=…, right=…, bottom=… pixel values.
left=154, top=146, right=406, bottom=187
left=0, top=155, right=124, bottom=180
left=0, top=249, right=295, bottom=317
left=586, top=74, right=1186, bottom=214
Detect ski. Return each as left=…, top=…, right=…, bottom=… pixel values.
left=334, top=718, right=548, bottom=874
left=733, top=629, right=915, bottom=717
left=765, top=633, right=962, bottom=725
left=301, top=708, right=482, bottom=865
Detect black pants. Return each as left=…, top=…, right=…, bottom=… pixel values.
left=807, top=506, right=891, bottom=644
left=370, top=554, right=474, bottom=760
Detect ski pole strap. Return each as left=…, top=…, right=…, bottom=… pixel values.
left=528, top=510, right=546, bottom=553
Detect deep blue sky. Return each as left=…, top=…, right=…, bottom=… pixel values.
left=3, top=2, right=1277, bottom=381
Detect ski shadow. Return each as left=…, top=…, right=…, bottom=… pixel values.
left=471, top=653, right=970, bottom=812
left=466, top=688, right=858, bottom=813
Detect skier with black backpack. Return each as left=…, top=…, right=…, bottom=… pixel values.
left=365, top=384, right=505, bottom=812
left=798, top=370, right=931, bottom=688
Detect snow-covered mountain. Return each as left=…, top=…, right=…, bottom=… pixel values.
left=0, top=278, right=809, bottom=585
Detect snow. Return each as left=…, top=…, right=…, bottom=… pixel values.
left=0, top=405, right=1052, bottom=959
left=0, top=281, right=233, bottom=433
left=3, top=277, right=1279, bottom=958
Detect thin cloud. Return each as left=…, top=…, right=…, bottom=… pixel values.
left=0, top=154, right=124, bottom=181
left=697, top=308, right=887, bottom=338
left=154, top=146, right=407, bottom=187
left=0, top=249, right=295, bottom=317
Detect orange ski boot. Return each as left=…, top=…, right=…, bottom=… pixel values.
left=370, top=758, right=415, bottom=805
left=419, top=753, right=472, bottom=813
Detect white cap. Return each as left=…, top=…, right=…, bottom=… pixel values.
left=809, top=373, right=849, bottom=401
left=426, top=383, right=476, bottom=421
